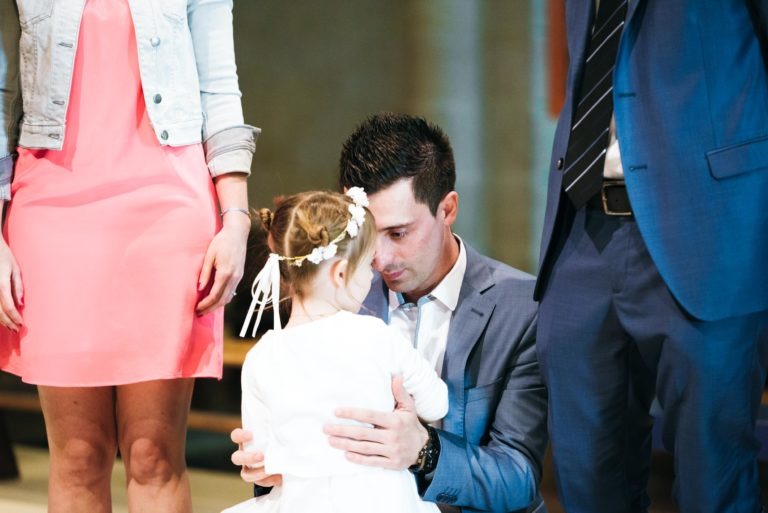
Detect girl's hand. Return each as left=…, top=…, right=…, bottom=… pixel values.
left=230, top=428, right=283, bottom=487
left=0, top=238, right=23, bottom=331
left=196, top=214, right=249, bottom=316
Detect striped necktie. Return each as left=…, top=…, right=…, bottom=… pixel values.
left=562, top=0, right=628, bottom=207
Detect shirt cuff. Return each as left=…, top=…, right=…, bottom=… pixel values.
left=203, top=125, right=260, bottom=177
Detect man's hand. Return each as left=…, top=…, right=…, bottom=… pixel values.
left=323, top=375, right=429, bottom=470
left=230, top=428, right=282, bottom=487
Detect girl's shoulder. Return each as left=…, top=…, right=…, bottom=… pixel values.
left=242, top=329, right=281, bottom=362
left=336, top=311, right=411, bottom=350
left=335, top=310, right=392, bottom=333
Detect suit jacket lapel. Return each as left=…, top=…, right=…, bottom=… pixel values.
left=627, top=0, right=642, bottom=23
left=361, top=249, right=497, bottom=434
left=361, top=274, right=389, bottom=321
left=441, top=246, right=496, bottom=435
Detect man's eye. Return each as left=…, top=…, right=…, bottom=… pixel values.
left=390, top=230, right=406, bottom=240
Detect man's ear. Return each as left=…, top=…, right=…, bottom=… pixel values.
left=439, top=191, right=459, bottom=227
left=328, top=258, right=349, bottom=288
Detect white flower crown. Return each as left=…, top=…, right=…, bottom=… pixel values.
left=283, top=186, right=369, bottom=267
left=239, top=187, right=369, bottom=337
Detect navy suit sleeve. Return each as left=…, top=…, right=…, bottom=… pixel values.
left=423, top=312, right=548, bottom=512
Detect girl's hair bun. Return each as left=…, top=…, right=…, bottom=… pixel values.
left=306, top=224, right=330, bottom=246
left=258, top=208, right=274, bottom=231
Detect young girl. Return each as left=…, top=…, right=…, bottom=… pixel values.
left=225, top=188, right=447, bottom=513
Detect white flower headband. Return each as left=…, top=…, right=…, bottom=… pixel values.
left=239, top=187, right=369, bottom=337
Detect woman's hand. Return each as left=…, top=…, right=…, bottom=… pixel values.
left=196, top=173, right=250, bottom=316
left=0, top=237, right=23, bottom=331
left=196, top=216, right=249, bottom=316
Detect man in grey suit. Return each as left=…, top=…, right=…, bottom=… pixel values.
left=232, top=113, right=547, bottom=513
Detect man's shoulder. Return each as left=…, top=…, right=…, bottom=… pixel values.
left=464, top=244, right=537, bottom=300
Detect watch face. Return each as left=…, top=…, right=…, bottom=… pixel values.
left=420, top=425, right=440, bottom=474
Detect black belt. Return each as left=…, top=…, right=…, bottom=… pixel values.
left=586, top=179, right=633, bottom=216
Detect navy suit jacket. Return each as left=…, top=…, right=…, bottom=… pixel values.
left=364, top=243, right=548, bottom=513
left=536, top=0, right=768, bottom=321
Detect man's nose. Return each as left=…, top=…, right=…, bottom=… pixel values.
left=373, top=237, right=390, bottom=271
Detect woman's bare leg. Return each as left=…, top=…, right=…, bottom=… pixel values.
left=116, top=378, right=194, bottom=513
left=38, top=386, right=117, bottom=513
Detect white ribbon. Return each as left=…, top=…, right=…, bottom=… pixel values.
left=239, top=253, right=283, bottom=337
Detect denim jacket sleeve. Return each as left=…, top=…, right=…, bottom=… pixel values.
left=0, top=0, right=22, bottom=200
left=187, top=0, right=260, bottom=177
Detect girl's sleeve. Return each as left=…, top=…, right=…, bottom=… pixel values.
left=240, top=352, right=270, bottom=454
left=0, top=0, right=22, bottom=201
left=388, top=330, right=449, bottom=423
left=186, top=0, right=259, bottom=177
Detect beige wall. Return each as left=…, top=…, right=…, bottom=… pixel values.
left=233, top=0, right=534, bottom=272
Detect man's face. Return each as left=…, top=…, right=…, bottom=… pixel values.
left=338, top=247, right=375, bottom=313
left=367, top=179, right=454, bottom=301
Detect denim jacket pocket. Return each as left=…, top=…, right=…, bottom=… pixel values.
left=17, top=0, right=54, bottom=27
left=160, top=0, right=188, bottom=24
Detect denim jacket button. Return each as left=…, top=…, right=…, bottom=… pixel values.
left=153, top=94, right=162, bottom=104
left=160, top=130, right=169, bottom=140
left=150, top=37, right=161, bottom=47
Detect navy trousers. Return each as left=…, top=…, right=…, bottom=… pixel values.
left=538, top=204, right=768, bottom=513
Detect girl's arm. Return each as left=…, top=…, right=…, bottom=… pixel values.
left=389, top=331, right=449, bottom=423
left=241, top=356, right=270, bottom=455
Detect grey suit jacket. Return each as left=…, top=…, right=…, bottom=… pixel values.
left=363, top=242, right=548, bottom=513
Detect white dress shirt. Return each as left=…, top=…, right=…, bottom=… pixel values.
left=387, top=237, right=467, bottom=378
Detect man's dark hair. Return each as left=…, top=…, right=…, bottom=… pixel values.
left=338, top=112, right=456, bottom=215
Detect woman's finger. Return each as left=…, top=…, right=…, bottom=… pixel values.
left=197, top=247, right=215, bottom=292
left=0, top=281, right=22, bottom=329
left=11, top=265, right=23, bottom=306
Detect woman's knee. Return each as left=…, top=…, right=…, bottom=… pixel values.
left=124, top=436, right=184, bottom=485
left=51, top=437, right=115, bottom=487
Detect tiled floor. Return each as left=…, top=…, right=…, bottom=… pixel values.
left=0, top=446, right=251, bottom=513
left=3, top=445, right=768, bottom=512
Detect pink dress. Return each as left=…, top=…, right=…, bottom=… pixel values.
left=0, top=0, right=223, bottom=386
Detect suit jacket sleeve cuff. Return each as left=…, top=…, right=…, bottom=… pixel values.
left=421, top=429, right=539, bottom=512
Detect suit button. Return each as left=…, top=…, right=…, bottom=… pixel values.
left=556, top=158, right=564, bottom=170
left=150, top=36, right=161, bottom=47
left=160, top=130, right=169, bottom=140
left=153, top=94, right=162, bottom=104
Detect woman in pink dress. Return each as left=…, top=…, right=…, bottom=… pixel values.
left=0, top=1, right=257, bottom=511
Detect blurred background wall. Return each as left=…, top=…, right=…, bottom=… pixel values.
left=233, top=0, right=559, bottom=274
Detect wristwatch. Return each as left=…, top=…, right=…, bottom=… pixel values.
left=409, top=425, right=441, bottom=475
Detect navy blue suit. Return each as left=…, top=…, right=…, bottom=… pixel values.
left=365, top=244, right=548, bottom=513
left=536, top=1, right=768, bottom=512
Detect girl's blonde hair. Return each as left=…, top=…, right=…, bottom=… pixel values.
left=258, top=190, right=376, bottom=298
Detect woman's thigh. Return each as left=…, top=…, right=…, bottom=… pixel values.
left=116, top=379, right=194, bottom=471
left=37, top=386, right=117, bottom=473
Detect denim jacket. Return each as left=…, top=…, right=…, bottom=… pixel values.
left=0, top=0, right=259, bottom=200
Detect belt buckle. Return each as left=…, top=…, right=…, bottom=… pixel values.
left=601, top=180, right=631, bottom=216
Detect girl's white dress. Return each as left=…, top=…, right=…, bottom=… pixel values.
left=223, top=311, right=448, bottom=513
